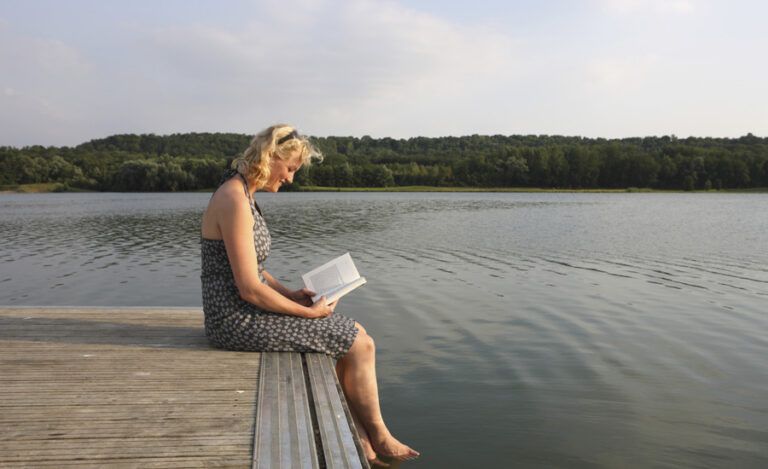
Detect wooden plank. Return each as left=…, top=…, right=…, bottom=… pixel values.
left=0, top=457, right=241, bottom=468
left=285, top=352, right=317, bottom=468
left=305, top=354, right=368, bottom=469
left=1, top=308, right=368, bottom=468
left=252, top=352, right=318, bottom=469
left=3, top=418, right=252, bottom=440
left=0, top=308, right=259, bottom=468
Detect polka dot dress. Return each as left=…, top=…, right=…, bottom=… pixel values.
left=201, top=171, right=359, bottom=360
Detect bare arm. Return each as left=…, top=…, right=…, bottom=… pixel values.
left=216, top=188, right=332, bottom=318
left=262, top=270, right=318, bottom=306
left=262, top=270, right=291, bottom=297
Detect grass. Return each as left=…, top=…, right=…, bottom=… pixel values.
left=0, top=183, right=66, bottom=193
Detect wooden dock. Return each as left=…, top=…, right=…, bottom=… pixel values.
left=0, top=307, right=369, bottom=468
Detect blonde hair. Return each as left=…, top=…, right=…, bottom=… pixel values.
left=232, top=124, right=323, bottom=190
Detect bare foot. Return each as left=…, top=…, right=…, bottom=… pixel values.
left=360, top=436, right=389, bottom=467
left=371, top=431, right=419, bottom=461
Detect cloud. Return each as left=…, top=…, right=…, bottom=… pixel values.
left=134, top=0, right=521, bottom=138
left=0, top=27, right=96, bottom=145
left=586, top=55, right=659, bottom=89
left=597, top=0, right=698, bottom=15
left=0, top=0, right=523, bottom=145
left=1, top=0, right=764, bottom=145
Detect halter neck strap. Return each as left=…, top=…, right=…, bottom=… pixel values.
left=238, top=173, right=251, bottom=199
left=238, top=173, right=263, bottom=217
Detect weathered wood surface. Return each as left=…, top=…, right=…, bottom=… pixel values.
left=0, top=307, right=259, bottom=468
left=0, top=307, right=369, bottom=469
left=252, top=353, right=370, bottom=469
left=306, top=354, right=367, bottom=469
left=253, top=352, right=318, bottom=469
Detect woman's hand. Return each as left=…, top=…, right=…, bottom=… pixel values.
left=306, top=296, right=338, bottom=319
left=288, top=288, right=316, bottom=306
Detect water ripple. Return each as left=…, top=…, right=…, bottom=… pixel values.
left=2, top=192, right=768, bottom=467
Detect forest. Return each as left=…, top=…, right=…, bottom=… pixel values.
left=1, top=132, right=767, bottom=191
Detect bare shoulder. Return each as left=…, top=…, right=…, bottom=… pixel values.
left=211, top=178, right=248, bottom=210
left=202, top=178, right=251, bottom=239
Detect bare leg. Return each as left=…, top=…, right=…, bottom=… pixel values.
left=336, top=360, right=390, bottom=467
left=337, top=323, right=419, bottom=461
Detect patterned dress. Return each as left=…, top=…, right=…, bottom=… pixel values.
left=201, top=171, right=359, bottom=360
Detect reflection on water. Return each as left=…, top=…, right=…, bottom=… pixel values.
left=0, top=194, right=203, bottom=304
left=1, top=191, right=767, bottom=467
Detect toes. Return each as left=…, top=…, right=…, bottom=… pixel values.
left=389, top=449, right=419, bottom=461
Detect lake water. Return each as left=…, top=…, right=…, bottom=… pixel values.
left=1, top=192, right=767, bottom=468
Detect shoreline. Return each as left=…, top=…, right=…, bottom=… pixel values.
left=2, top=183, right=767, bottom=194
left=294, top=186, right=768, bottom=193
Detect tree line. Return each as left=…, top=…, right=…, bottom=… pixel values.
left=1, top=132, right=767, bottom=191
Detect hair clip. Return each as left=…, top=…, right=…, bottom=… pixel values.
left=277, top=130, right=299, bottom=145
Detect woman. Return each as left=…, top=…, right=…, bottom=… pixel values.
left=200, top=124, right=418, bottom=465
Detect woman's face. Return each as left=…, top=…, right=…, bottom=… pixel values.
left=265, top=151, right=302, bottom=192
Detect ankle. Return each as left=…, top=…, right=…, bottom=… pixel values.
left=366, top=420, right=390, bottom=441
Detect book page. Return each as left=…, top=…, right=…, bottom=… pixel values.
left=325, top=277, right=367, bottom=304
left=308, top=264, right=344, bottom=294
left=302, top=253, right=365, bottom=303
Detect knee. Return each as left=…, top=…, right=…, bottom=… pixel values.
left=352, top=326, right=375, bottom=354
left=364, top=332, right=375, bottom=351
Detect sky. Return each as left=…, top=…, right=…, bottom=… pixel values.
left=1, top=0, right=766, bottom=146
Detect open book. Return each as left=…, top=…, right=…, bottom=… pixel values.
left=302, top=253, right=367, bottom=305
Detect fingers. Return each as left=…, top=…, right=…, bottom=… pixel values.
left=308, top=296, right=336, bottom=318
left=318, top=297, right=334, bottom=316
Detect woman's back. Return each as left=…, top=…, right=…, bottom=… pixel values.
left=201, top=172, right=250, bottom=241
left=201, top=171, right=272, bottom=347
